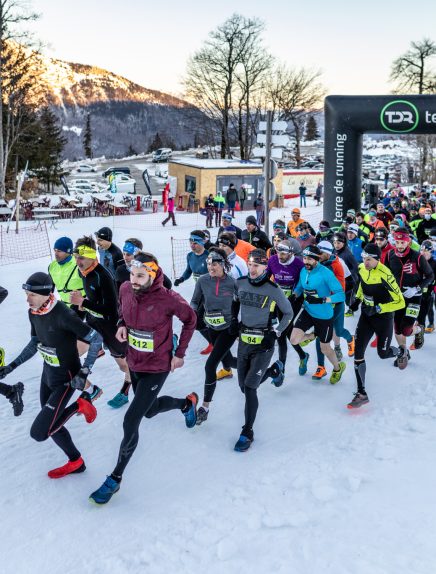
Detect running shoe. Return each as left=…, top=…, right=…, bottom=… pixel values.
left=347, top=336, right=355, bottom=357
left=234, top=435, right=253, bottom=452
left=107, top=392, right=129, bottom=409
left=89, top=476, right=120, bottom=505
left=216, top=368, right=233, bottom=381
left=77, top=396, right=97, bottom=423
left=196, top=406, right=209, bottom=425
left=344, top=309, right=354, bottom=317
left=312, top=366, right=327, bottom=380
left=410, top=327, right=424, bottom=350
left=298, top=353, right=309, bottom=376
left=48, top=456, right=86, bottom=479
left=395, top=347, right=409, bottom=370
left=270, top=360, right=285, bottom=387
left=347, top=392, right=369, bottom=409
left=334, top=345, right=343, bottom=362
left=88, top=385, right=103, bottom=402
left=329, top=361, right=346, bottom=384
left=9, top=382, right=24, bottom=417
left=200, top=343, right=213, bottom=355
left=300, top=333, right=314, bottom=347
left=182, top=392, right=198, bottom=428
left=425, top=324, right=434, bottom=333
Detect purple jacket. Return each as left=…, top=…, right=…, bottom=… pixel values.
left=118, top=270, right=196, bottom=373
left=267, top=254, right=304, bottom=292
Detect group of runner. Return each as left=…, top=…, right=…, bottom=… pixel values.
left=0, top=189, right=435, bottom=504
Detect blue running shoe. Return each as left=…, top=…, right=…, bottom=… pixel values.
left=234, top=435, right=253, bottom=452
left=89, top=476, right=120, bottom=505
left=107, top=392, right=129, bottom=409
left=298, top=352, right=309, bottom=376
left=182, top=392, right=198, bottom=428
left=88, top=385, right=103, bottom=402
left=270, top=360, right=285, bottom=387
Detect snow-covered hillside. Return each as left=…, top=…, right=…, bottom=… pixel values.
left=1, top=201, right=436, bottom=574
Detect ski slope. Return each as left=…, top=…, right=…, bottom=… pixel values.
left=1, top=200, right=436, bottom=574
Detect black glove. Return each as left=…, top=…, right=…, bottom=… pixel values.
left=304, top=293, right=325, bottom=304
left=174, top=278, right=184, bottom=287
left=229, top=318, right=240, bottom=337
left=70, top=367, right=90, bottom=391
left=362, top=304, right=381, bottom=317
left=349, top=298, right=361, bottom=312
left=261, top=330, right=276, bottom=350
left=0, top=362, right=16, bottom=380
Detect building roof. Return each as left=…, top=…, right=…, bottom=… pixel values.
left=169, top=157, right=263, bottom=170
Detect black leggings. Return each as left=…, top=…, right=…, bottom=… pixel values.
left=112, top=371, right=185, bottom=478
left=354, top=312, right=396, bottom=393
left=0, top=382, right=11, bottom=397
left=204, top=328, right=237, bottom=402
left=30, top=371, right=81, bottom=461
left=418, top=292, right=433, bottom=326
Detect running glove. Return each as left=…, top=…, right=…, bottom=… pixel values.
left=304, top=293, right=326, bottom=304
left=362, top=304, right=381, bottom=317
left=174, top=278, right=184, bottom=287
left=0, top=362, right=16, bottom=380
left=70, top=367, right=90, bottom=391
left=402, top=286, right=421, bottom=299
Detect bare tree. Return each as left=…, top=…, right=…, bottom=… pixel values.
left=184, top=13, right=270, bottom=159
left=390, top=38, right=436, bottom=94
left=264, top=65, right=325, bottom=167
left=0, top=0, right=40, bottom=196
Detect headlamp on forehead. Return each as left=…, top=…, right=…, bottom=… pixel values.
left=276, top=245, right=291, bottom=254
left=207, top=252, right=225, bottom=265
left=248, top=253, right=268, bottom=265
left=131, top=259, right=159, bottom=279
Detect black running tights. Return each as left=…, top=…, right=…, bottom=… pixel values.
left=112, top=371, right=185, bottom=478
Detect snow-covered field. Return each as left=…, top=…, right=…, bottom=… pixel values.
left=1, top=200, right=436, bottom=574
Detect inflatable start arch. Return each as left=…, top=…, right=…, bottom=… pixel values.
left=323, top=95, right=436, bottom=224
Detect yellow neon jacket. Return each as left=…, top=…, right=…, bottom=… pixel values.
left=355, top=262, right=405, bottom=314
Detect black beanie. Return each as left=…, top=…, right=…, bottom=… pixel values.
left=363, top=243, right=381, bottom=260
left=96, top=226, right=113, bottom=241
left=246, top=215, right=257, bottom=225
left=23, top=272, right=53, bottom=295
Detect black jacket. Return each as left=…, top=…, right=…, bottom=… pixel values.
left=80, top=263, right=118, bottom=325
left=385, top=248, right=434, bottom=291
left=241, top=227, right=272, bottom=251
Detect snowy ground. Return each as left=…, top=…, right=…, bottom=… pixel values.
left=1, top=199, right=436, bottom=574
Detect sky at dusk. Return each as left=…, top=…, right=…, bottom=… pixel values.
left=30, top=0, right=436, bottom=98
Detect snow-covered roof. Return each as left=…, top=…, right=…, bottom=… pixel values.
left=169, top=157, right=263, bottom=169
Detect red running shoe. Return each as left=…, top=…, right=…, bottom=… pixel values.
left=77, top=397, right=97, bottom=423
left=370, top=337, right=378, bottom=348
left=48, top=456, right=86, bottom=479
left=200, top=343, right=213, bottom=355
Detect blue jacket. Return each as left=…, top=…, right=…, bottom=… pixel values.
left=347, top=236, right=363, bottom=263
left=294, top=263, right=345, bottom=319
left=181, top=250, right=209, bottom=281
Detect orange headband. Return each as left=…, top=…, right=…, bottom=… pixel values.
left=131, top=259, right=159, bottom=280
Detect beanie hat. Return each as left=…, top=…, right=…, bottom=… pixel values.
left=319, top=220, right=330, bottom=230
left=22, top=272, right=54, bottom=296
left=95, top=226, right=113, bottom=241
left=54, top=236, right=73, bottom=254
left=302, top=245, right=322, bottom=259
left=318, top=240, right=334, bottom=255
left=246, top=215, right=257, bottom=225
left=362, top=243, right=381, bottom=260
left=348, top=223, right=359, bottom=235
left=291, top=208, right=301, bottom=215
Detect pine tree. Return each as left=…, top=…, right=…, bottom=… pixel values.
left=304, top=115, right=320, bottom=141
left=127, top=144, right=138, bottom=156
left=32, top=107, right=67, bottom=192
left=148, top=132, right=163, bottom=153
left=83, top=112, right=93, bottom=158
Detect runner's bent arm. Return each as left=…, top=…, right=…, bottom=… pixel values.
left=274, top=287, right=294, bottom=335
left=169, top=292, right=197, bottom=359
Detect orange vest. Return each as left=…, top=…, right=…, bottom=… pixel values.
left=287, top=217, right=305, bottom=238
left=235, top=239, right=255, bottom=262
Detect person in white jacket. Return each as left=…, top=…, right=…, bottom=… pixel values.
left=218, top=232, right=248, bottom=280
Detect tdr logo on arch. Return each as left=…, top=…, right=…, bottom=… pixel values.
left=380, top=100, right=419, bottom=133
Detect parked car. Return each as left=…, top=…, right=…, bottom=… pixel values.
left=76, top=164, right=96, bottom=172
left=152, top=148, right=172, bottom=163
left=102, top=166, right=131, bottom=178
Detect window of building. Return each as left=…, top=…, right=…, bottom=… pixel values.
left=185, top=176, right=196, bottom=194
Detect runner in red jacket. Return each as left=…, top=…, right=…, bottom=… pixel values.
left=90, top=251, right=198, bottom=505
